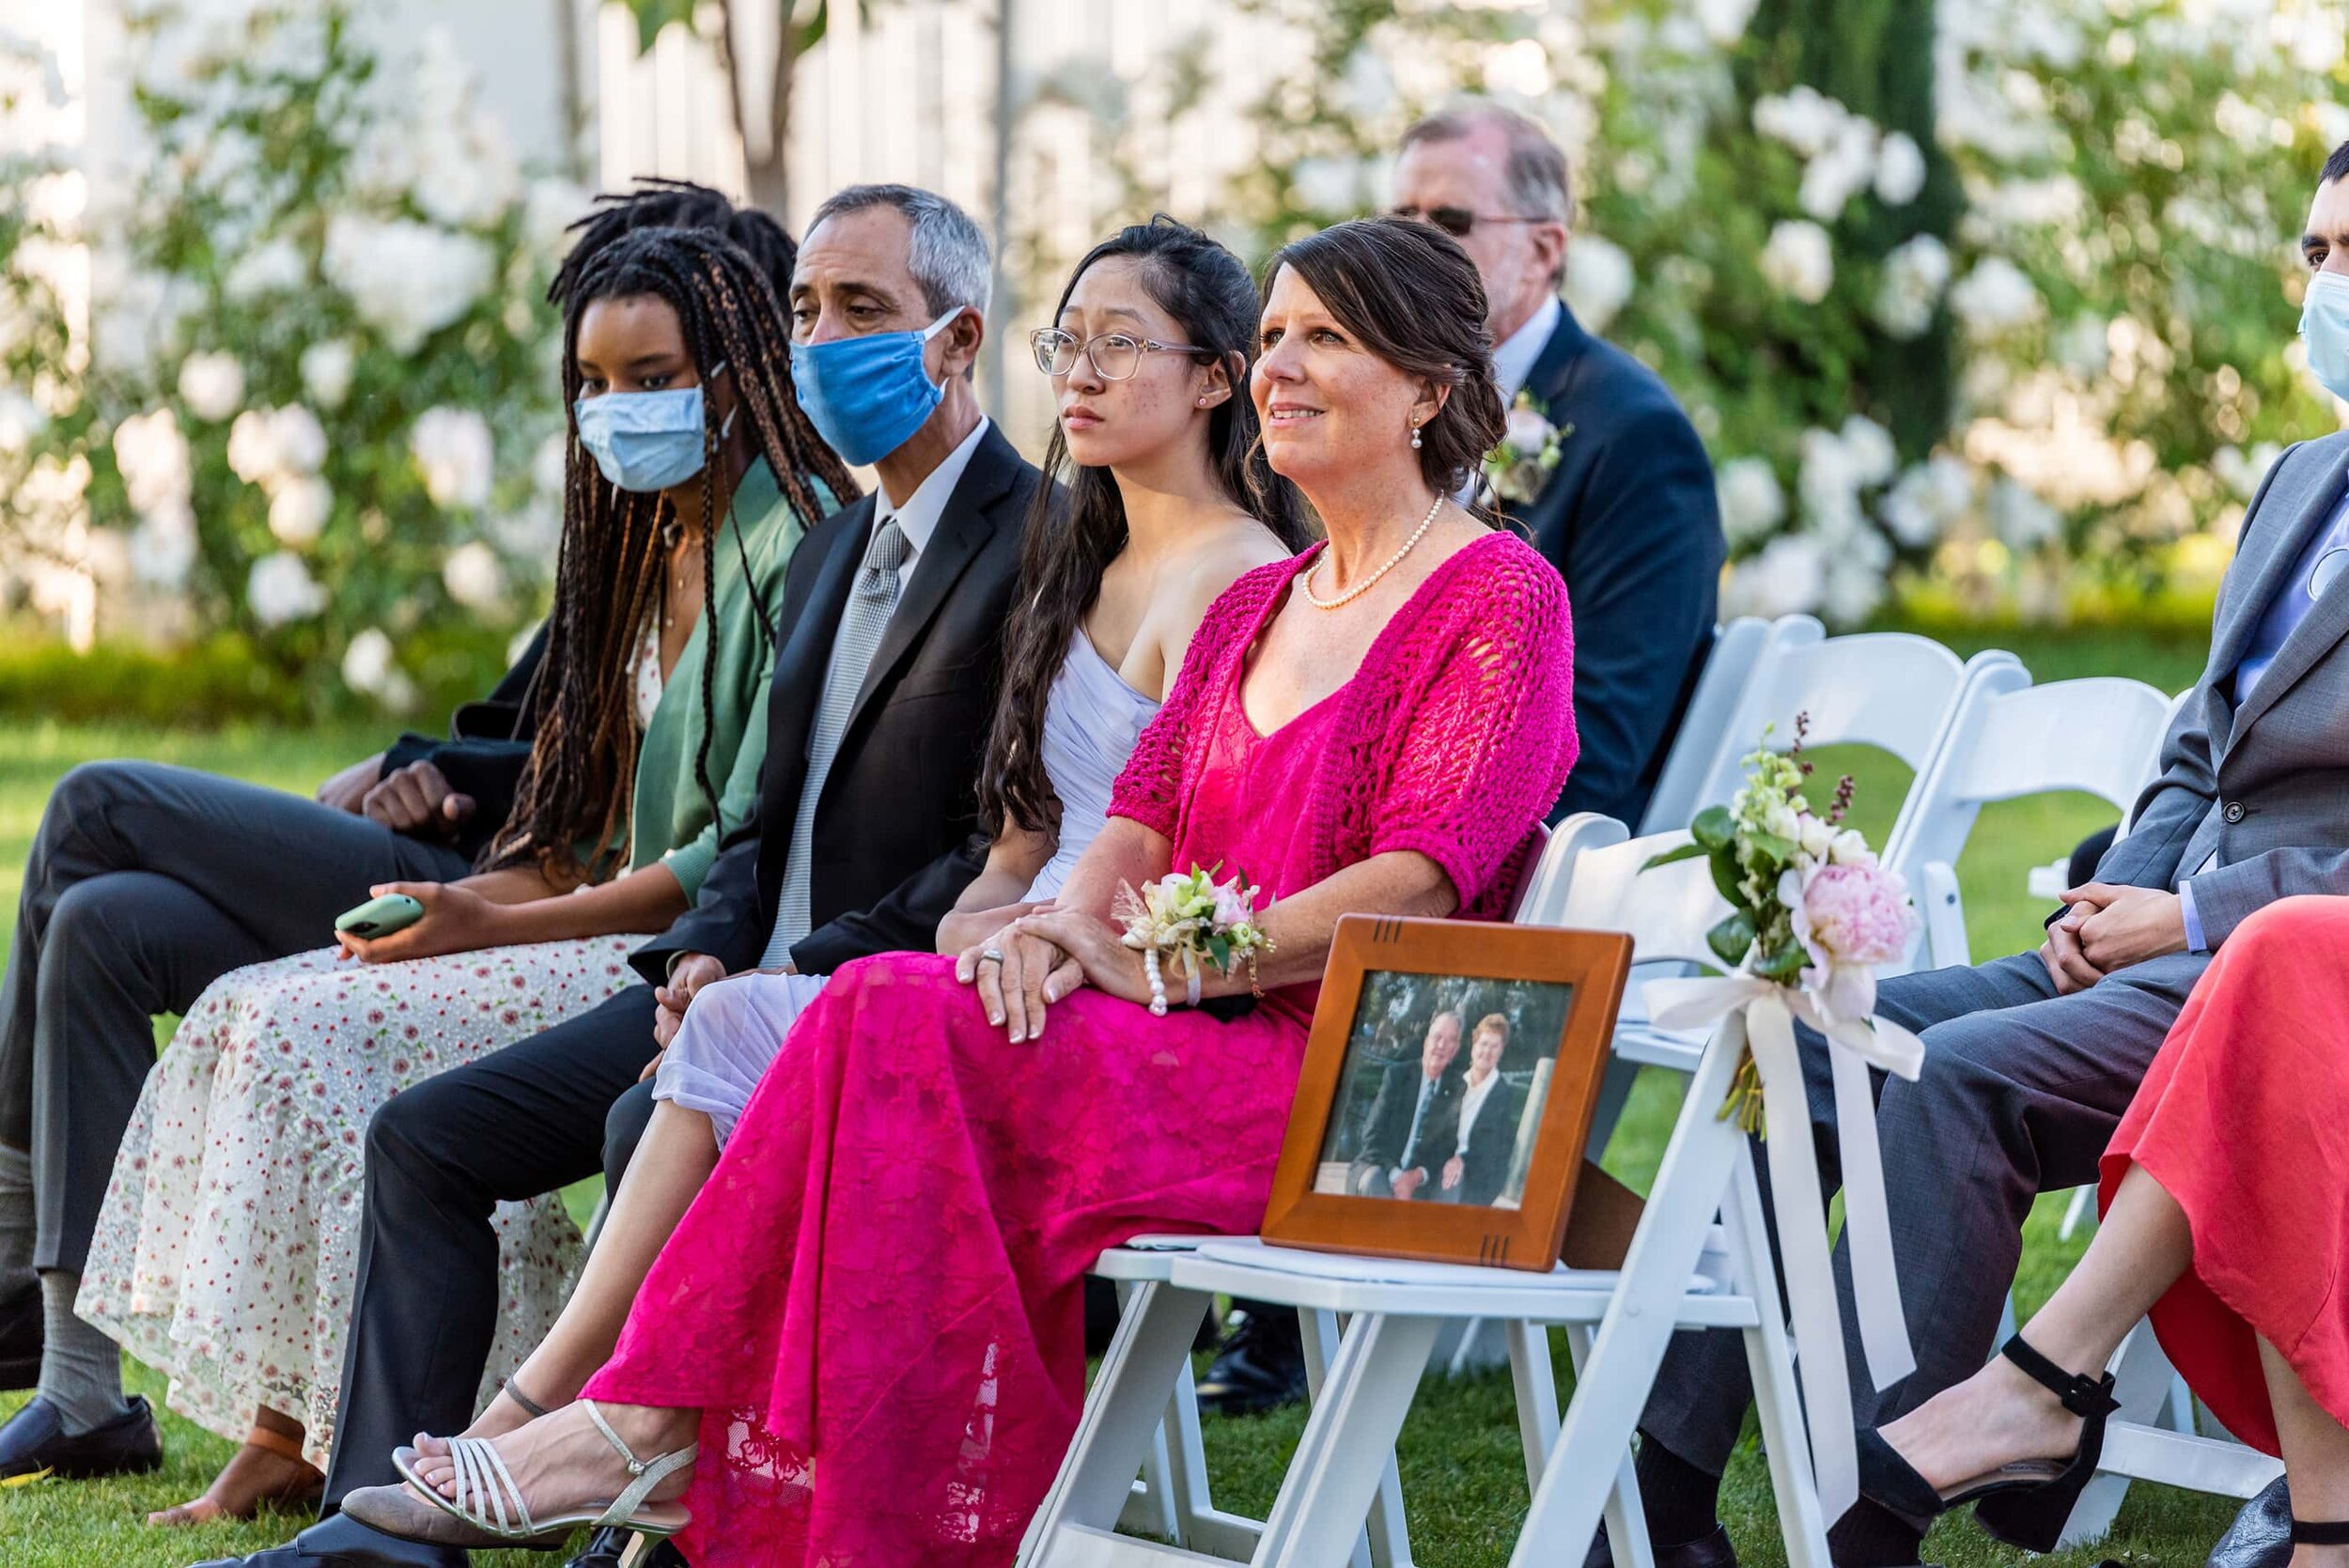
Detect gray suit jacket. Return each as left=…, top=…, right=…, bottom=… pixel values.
left=2097, top=430, right=2349, bottom=944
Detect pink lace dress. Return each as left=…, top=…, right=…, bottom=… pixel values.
left=579, top=532, right=1577, bottom=1566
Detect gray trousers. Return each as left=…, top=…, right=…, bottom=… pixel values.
left=1640, top=946, right=2210, bottom=1473
left=0, top=760, right=470, bottom=1275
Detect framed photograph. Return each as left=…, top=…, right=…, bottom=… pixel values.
left=1261, top=914, right=1634, bottom=1271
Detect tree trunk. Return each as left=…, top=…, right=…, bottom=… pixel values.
left=752, top=9, right=796, bottom=216
left=718, top=0, right=797, bottom=215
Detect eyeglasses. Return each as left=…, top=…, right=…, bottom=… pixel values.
left=1029, top=327, right=1210, bottom=381
left=1391, top=205, right=1548, bottom=241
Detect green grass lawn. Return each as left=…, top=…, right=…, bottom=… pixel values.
left=0, top=648, right=2240, bottom=1567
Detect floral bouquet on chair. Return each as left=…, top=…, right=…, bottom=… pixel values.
left=1643, top=716, right=1920, bottom=1129
left=1114, top=865, right=1272, bottom=1017
left=1640, top=715, right=1926, bottom=1520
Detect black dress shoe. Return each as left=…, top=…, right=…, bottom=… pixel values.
left=1196, top=1308, right=1307, bottom=1417
left=1584, top=1522, right=1738, bottom=1568
left=0, top=1393, right=162, bottom=1481
left=566, top=1527, right=688, bottom=1567
left=184, top=1511, right=472, bottom=1568
left=0, top=1275, right=38, bottom=1390
left=2208, top=1475, right=2292, bottom=1568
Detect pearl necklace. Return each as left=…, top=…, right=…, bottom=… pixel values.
left=1300, top=492, right=1446, bottom=612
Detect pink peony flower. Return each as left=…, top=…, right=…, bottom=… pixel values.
left=1800, top=862, right=1913, bottom=965
left=1793, top=862, right=1917, bottom=1023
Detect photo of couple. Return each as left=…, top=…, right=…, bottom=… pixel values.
left=1312, top=970, right=1578, bottom=1210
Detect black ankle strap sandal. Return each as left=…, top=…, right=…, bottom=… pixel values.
left=1856, top=1334, right=2121, bottom=1553
left=2293, top=1521, right=2349, bottom=1545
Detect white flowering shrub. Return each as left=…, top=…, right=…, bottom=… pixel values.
left=1118, top=0, right=2349, bottom=624
left=0, top=1, right=577, bottom=706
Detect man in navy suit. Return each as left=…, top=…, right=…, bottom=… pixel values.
left=1393, top=101, right=1726, bottom=830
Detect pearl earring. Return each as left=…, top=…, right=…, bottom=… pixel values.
left=1409, top=422, right=1423, bottom=451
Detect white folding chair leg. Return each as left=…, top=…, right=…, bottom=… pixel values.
left=1299, top=1309, right=1408, bottom=1568
left=1115, top=1281, right=1184, bottom=1544
left=1509, top=1040, right=1748, bottom=1568
left=1258, top=1312, right=1444, bottom=1568
left=1021, top=1280, right=1215, bottom=1563
left=1725, top=1152, right=1830, bottom=1568
left=2059, top=1186, right=2096, bottom=1242
left=1561, top=1323, right=1654, bottom=1568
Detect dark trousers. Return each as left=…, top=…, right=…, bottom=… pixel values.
left=0, top=761, right=470, bottom=1275
left=1640, top=947, right=2209, bottom=1477
left=326, top=985, right=657, bottom=1504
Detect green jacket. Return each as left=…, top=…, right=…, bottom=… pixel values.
left=629, top=458, right=832, bottom=897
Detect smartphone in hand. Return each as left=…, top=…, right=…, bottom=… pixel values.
left=334, top=893, right=426, bottom=939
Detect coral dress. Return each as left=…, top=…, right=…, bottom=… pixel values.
left=579, top=533, right=1577, bottom=1566
left=2102, top=893, right=2349, bottom=1455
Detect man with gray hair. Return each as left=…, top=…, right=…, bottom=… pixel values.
left=1394, top=101, right=1724, bottom=831
left=200, top=183, right=1041, bottom=1568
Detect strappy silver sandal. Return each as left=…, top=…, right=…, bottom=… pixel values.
left=387, top=1400, right=694, bottom=1548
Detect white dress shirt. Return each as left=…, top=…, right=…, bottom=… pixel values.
left=1492, top=294, right=1563, bottom=408
left=871, top=415, right=991, bottom=592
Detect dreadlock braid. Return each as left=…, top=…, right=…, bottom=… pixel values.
left=488, top=224, right=858, bottom=885
left=548, top=178, right=800, bottom=312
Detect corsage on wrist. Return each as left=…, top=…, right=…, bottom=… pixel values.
left=1113, top=865, right=1273, bottom=1017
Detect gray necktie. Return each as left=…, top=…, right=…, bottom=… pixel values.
left=762, top=517, right=910, bottom=966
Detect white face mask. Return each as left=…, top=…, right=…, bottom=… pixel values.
left=2301, top=271, right=2349, bottom=404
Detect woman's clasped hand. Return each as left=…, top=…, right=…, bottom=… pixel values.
left=957, top=903, right=1156, bottom=1038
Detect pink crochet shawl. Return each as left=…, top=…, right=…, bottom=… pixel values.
left=1110, top=529, right=1579, bottom=917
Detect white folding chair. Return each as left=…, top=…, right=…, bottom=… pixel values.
left=1582, top=621, right=2007, bottom=1158
left=1676, top=616, right=2016, bottom=860
left=1887, top=670, right=2174, bottom=971
left=1635, top=617, right=1772, bottom=838
left=1022, top=827, right=1834, bottom=1568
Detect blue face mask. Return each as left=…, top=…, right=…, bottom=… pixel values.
left=2302, top=272, right=2349, bottom=405
left=789, top=310, right=962, bottom=466
left=574, top=362, right=732, bottom=493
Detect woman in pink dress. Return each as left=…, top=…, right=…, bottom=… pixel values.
left=350, top=214, right=1579, bottom=1567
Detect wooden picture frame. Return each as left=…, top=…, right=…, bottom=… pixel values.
left=1260, top=914, right=1634, bottom=1272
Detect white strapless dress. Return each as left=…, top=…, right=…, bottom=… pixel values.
left=656, top=629, right=1159, bottom=1142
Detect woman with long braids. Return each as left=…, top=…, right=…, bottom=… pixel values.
left=350, top=218, right=1305, bottom=1498
left=73, top=222, right=851, bottom=1527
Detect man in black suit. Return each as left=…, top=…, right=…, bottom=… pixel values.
left=1439, top=1016, right=1530, bottom=1208
left=1346, top=1010, right=1468, bottom=1202
left=1392, top=102, right=1725, bottom=829
left=199, top=183, right=1034, bottom=1568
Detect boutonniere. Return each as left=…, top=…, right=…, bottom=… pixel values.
left=1481, top=392, right=1571, bottom=505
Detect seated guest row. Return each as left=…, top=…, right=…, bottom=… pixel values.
left=16, top=102, right=2349, bottom=1568
left=0, top=101, right=1713, bottom=1568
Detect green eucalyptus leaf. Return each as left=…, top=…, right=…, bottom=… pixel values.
left=1708, top=848, right=1749, bottom=908
left=1706, top=909, right=1758, bottom=969
left=1691, top=805, right=1735, bottom=851
left=1641, top=842, right=1709, bottom=871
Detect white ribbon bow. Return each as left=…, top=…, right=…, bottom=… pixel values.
left=1642, top=973, right=1926, bottom=1524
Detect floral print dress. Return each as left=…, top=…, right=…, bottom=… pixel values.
left=76, top=625, right=669, bottom=1468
